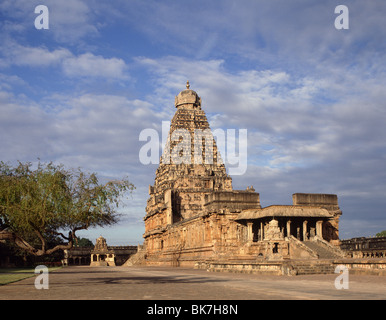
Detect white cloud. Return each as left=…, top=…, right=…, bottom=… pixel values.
left=62, top=53, right=127, bottom=79
left=0, top=41, right=128, bottom=80
left=0, top=0, right=99, bottom=44
left=48, top=0, right=99, bottom=43
left=0, top=89, right=157, bottom=170
left=0, top=91, right=54, bottom=160
left=7, top=44, right=72, bottom=67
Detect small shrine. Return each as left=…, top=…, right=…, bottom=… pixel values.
left=90, top=236, right=116, bottom=266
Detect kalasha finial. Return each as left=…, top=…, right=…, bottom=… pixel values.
left=186, top=80, right=190, bottom=89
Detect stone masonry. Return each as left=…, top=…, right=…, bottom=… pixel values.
left=142, top=82, right=345, bottom=269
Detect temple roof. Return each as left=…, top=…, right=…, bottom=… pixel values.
left=175, top=81, right=201, bottom=109
left=236, top=205, right=333, bottom=220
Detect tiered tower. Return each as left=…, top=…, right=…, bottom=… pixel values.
left=145, top=82, right=233, bottom=228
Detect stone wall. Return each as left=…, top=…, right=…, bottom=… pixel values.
left=340, top=237, right=386, bottom=258
left=204, top=190, right=260, bottom=212
left=333, top=259, right=386, bottom=276
left=64, top=245, right=137, bottom=266
left=197, top=259, right=386, bottom=276
left=293, top=193, right=342, bottom=244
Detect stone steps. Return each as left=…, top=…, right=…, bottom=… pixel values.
left=303, top=241, right=339, bottom=259
left=122, top=249, right=147, bottom=266
left=291, top=262, right=335, bottom=275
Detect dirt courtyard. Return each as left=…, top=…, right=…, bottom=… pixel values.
left=1, top=265, right=385, bottom=301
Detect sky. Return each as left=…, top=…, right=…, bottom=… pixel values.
left=1, top=0, right=386, bottom=245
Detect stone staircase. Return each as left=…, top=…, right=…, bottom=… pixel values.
left=284, top=239, right=345, bottom=275
left=303, top=240, right=339, bottom=259
left=289, top=261, right=336, bottom=275
left=122, top=247, right=147, bottom=266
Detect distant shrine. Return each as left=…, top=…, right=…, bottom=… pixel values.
left=141, top=82, right=346, bottom=273
left=64, top=236, right=137, bottom=266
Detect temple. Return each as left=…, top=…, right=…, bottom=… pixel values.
left=141, top=82, right=345, bottom=272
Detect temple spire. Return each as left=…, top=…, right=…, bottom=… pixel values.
left=186, top=80, right=190, bottom=89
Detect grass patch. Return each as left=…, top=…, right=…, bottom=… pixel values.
left=0, top=266, right=62, bottom=285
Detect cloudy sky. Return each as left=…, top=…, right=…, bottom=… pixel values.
left=1, top=0, right=385, bottom=244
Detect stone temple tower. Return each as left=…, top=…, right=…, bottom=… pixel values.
left=143, top=82, right=261, bottom=264
left=146, top=81, right=233, bottom=224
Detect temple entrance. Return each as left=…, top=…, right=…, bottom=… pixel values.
left=245, top=217, right=327, bottom=242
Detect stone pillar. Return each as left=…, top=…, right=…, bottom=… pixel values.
left=247, top=222, right=253, bottom=242
left=164, top=189, right=172, bottom=225
left=316, top=220, right=323, bottom=239
left=303, top=220, right=308, bottom=241
left=286, top=220, right=291, bottom=238
left=260, top=221, right=264, bottom=241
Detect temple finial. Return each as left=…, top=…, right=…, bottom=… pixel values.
left=186, top=80, right=190, bottom=89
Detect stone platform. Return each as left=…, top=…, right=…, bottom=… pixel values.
left=196, top=258, right=386, bottom=276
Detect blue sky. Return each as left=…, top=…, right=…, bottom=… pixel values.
left=1, top=0, right=386, bottom=245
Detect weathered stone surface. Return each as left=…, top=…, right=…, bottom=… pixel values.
left=142, top=83, right=344, bottom=268
left=340, top=236, right=386, bottom=258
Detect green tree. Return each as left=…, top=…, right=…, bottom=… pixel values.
left=376, top=230, right=386, bottom=237
left=74, top=237, right=94, bottom=247
left=0, top=161, right=134, bottom=256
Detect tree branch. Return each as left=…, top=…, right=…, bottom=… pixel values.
left=51, top=231, right=70, bottom=241
left=45, top=231, right=74, bottom=255
left=0, top=229, right=40, bottom=255
left=34, top=228, right=46, bottom=254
